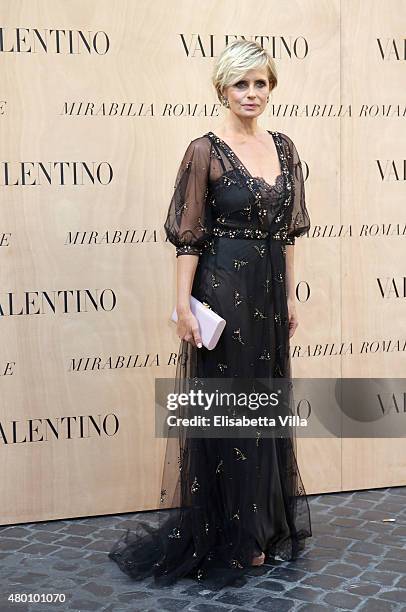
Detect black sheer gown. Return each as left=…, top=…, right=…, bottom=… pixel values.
left=108, top=130, right=312, bottom=588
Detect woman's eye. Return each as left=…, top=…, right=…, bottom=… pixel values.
left=234, top=81, right=266, bottom=88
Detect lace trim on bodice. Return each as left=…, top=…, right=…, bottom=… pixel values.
left=253, top=172, right=284, bottom=193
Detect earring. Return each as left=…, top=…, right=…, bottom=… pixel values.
left=221, top=95, right=230, bottom=108
left=266, top=96, right=269, bottom=103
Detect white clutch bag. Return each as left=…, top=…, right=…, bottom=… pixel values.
left=171, top=295, right=226, bottom=350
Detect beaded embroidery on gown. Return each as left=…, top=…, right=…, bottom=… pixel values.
left=108, top=130, right=312, bottom=588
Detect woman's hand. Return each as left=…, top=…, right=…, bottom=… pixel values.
left=176, top=309, right=203, bottom=348
left=287, top=298, right=298, bottom=339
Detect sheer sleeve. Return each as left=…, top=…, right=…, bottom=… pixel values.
left=285, top=138, right=310, bottom=246
left=164, top=137, right=212, bottom=257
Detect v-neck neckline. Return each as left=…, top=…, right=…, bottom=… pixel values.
left=206, top=129, right=283, bottom=189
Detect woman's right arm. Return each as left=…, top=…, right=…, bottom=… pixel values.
left=163, top=136, right=212, bottom=349
left=176, top=255, right=202, bottom=348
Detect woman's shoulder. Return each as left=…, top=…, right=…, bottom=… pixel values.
left=180, top=133, right=212, bottom=158
left=277, top=130, right=305, bottom=151
left=275, top=131, right=301, bottom=159
left=275, top=130, right=294, bottom=147
left=189, top=132, right=212, bottom=147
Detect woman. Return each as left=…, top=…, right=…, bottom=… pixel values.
left=108, top=39, right=312, bottom=589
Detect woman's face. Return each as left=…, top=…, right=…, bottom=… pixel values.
left=222, top=66, right=270, bottom=119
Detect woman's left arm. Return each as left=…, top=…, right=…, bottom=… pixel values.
left=285, top=136, right=311, bottom=338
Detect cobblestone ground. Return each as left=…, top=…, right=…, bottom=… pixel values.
left=1, top=487, right=405, bottom=612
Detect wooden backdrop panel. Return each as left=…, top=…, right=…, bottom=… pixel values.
left=0, top=0, right=404, bottom=525
left=340, top=0, right=406, bottom=491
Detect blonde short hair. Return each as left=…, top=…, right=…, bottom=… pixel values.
left=212, top=40, right=278, bottom=104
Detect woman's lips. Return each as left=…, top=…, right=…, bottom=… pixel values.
left=243, top=104, right=258, bottom=108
